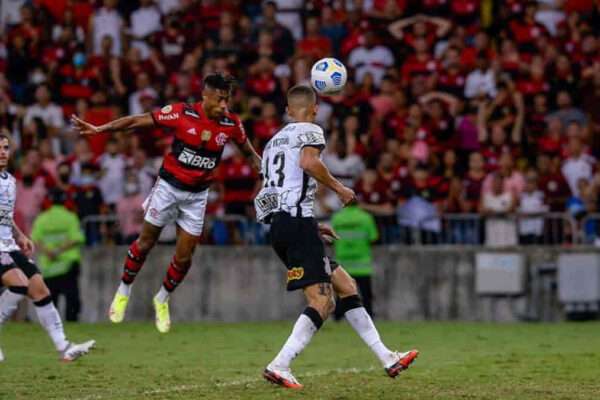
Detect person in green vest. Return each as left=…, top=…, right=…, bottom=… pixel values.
left=31, top=189, right=85, bottom=321
left=331, top=204, right=379, bottom=318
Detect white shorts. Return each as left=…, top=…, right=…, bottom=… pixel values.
left=143, top=178, right=209, bottom=237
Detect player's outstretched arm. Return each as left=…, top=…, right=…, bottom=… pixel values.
left=71, top=113, right=155, bottom=135
left=300, top=146, right=355, bottom=206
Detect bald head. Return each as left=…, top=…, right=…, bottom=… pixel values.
left=287, top=85, right=317, bottom=122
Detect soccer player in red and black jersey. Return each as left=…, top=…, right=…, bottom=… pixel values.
left=71, top=74, right=261, bottom=333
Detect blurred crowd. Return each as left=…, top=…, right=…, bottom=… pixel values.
left=2, top=0, right=600, bottom=245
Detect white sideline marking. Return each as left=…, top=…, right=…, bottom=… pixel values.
left=71, top=366, right=378, bottom=400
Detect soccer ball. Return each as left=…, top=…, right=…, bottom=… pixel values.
left=310, top=57, right=347, bottom=95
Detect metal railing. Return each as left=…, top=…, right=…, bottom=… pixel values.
left=81, top=214, right=269, bottom=246
left=409, top=212, right=579, bottom=246
left=80, top=212, right=584, bottom=247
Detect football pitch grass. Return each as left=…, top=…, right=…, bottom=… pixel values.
left=1, top=321, right=599, bottom=400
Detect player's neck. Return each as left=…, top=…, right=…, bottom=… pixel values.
left=290, top=115, right=315, bottom=123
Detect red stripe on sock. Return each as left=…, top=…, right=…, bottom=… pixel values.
left=162, top=258, right=191, bottom=292
left=121, top=242, right=147, bottom=284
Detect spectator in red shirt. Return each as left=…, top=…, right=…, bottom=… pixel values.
left=463, top=151, right=486, bottom=212
left=217, top=147, right=259, bottom=216
left=296, top=16, right=332, bottom=60
left=477, top=83, right=525, bottom=170
left=389, top=13, right=452, bottom=49
left=355, top=169, right=394, bottom=215
left=537, top=116, right=565, bottom=157
left=510, top=2, right=549, bottom=53
left=252, top=102, right=280, bottom=151
left=437, top=46, right=466, bottom=97
left=537, top=153, right=571, bottom=211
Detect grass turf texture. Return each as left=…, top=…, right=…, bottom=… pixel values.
left=1, top=322, right=599, bottom=400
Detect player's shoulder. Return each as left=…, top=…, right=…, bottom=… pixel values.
left=0, top=171, right=16, bottom=184
left=288, top=122, right=324, bottom=135
left=287, top=122, right=325, bottom=147
left=158, top=103, right=185, bottom=114
left=218, top=111, right=242, bottom=127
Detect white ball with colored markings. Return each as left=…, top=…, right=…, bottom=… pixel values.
left=310, top=57, right=348, bottom=95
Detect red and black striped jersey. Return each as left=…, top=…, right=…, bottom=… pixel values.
left=151, top=102, right=247, bottom=192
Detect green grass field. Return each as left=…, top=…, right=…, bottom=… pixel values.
left=1, top=321, right=599, bottom=400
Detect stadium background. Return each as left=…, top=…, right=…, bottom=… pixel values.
left=2, top=1, right=600, bottom=399
left=2, top=0, right=600, bottom=247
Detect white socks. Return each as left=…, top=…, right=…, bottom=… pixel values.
left=270, top=314, right=319, bottom=370
left=34, top=301, right=69, bottom=352
left=0, top=288, right=26, bottom=324
left=155, top=286, right=170, bottom=303
left=117, top=281, right=131, bottom=297
left=345, top=307, right=397, bottom=368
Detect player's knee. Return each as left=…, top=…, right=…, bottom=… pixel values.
left=28, top=276, right=50, bottom=300
left=308, top=294, right=334, bottom=320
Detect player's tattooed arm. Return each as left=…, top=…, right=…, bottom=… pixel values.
left=238, top=140, right=262, bottom=171
left=71, top=113, right=155, bottom=135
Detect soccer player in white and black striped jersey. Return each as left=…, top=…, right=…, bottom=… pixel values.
left=255, top=85, right=419, bottom=389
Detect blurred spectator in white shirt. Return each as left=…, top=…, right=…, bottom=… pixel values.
left=129, top=149, right=157, bottom=197
left=129, top=0, right=162, bottom=60
left=98, top=138, right=126, bottom=207
left=90, top=0, right=124, bottom=56
left=464, top=53, right=497, bottom=99
left=24, top=84, right=64, bottom=135
left=481, top=173, right=517, bottom=247
left=561, top=136, right=595, bottom=197
left=323, top=136, right=365, bottom=212
left=348, top=31, right=394, bottom=87
left=518, top=170, right=548, bottom=244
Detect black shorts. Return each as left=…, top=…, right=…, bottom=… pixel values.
left=270, top=212, right=338, bottom=291
left=0, top=250, right=41, bottom=281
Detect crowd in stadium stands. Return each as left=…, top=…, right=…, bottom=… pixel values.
left=1, top=0, right=600, bottom=246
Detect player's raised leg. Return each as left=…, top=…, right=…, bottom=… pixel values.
left=153, top=225, right=199, bottom=333
left=109, top=222, right=162, bottom=323
left=332, top=266, right=418, bottom=377
left=264, top=282, right=335, bottom=389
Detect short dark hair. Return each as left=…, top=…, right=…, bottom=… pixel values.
left=203, top=73, right=236, bottom=92
left=287, top=84, right=316, bottom=106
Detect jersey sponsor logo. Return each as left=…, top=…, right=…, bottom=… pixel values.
left=161, top=105, right=173, bottom=114
left=187, top=128, right=197, bottom=135
left=296, top=132, right=324, bottom=147
left=148, top=208, right=160, bottom=219
left=216, top=132, right=227, bottom=146
left=0, top=252, right=13, bottom=266
left=177, top=148, right=217, bottom=169
left=287, top=267, right=304, bottom=282
left=158, top=113, right=179, bottom=121
left=219, top=116, right=236, bottom=126
left=184, top=109, right=200, bottom=118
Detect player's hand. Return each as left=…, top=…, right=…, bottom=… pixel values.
left=17, top=236, right=35, bottom=257
left=71, top=115, right=100, bottom=135
left=337, top=186, right=356, bottom=207
left=318, top=223, right=340, bottom=244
